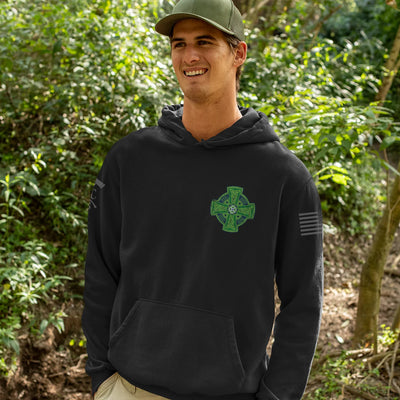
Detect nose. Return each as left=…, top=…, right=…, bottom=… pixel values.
left=183, top=45, right=200, bottom=64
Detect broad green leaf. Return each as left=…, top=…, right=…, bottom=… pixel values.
left=332, top=174, right=351, bottom=185
left=380, top=136, right=400, bottom=150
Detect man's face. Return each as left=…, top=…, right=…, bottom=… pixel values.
left=170, top=18, right=240, bottom=104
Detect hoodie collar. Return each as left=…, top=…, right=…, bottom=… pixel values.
left=159, top=105, right=279, bottom=148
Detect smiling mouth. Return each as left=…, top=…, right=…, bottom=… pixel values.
left=184, top=69, right=208, bottom=77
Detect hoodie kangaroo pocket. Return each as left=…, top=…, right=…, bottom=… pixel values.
left=108, top=298, right=245, bottom=396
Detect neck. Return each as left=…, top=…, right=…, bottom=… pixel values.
left=182, top=96, right=242, bottom=142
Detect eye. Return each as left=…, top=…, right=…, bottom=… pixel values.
left=198, top=40, right=211, bottom=46
left=172, top=42, right=185, bottom=49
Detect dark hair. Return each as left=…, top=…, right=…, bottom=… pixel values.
left=223, top=32, right=244, bottom=92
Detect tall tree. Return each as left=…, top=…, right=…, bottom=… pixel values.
left=375, top=22, right=400, bottom=107
left=354, top=161, right=400, bottom=345
left=353, top=8, right=400, bottom=344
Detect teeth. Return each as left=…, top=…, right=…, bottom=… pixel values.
left=185, top=69, right=206, bottom=76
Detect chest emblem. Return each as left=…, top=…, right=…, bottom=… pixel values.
left=210, top=186, right=255, bottom=233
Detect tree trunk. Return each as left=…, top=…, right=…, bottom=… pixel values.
left=375, top=23, right=400, bottom=107
left=353, top=162, right=400, bottom=345
left=393, top=302, right=400, bottom=331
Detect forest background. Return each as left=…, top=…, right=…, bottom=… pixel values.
left=1, top=0, right=400, bottom=399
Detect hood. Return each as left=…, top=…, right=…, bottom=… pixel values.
left=158, top=104, right=279, bottom=149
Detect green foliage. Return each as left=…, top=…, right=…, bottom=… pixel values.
left=0, top=239, right=70, bottom=374
left=0, top=0, right=179, bottom=373
left=316, top=156, right=385, bottom=235
left=240, top=22, right=399, bottom=234
left=311, top=353, right=356, bottom=399
left=377, top=324, right=399, bottom=349
left=322, top=0, right=400, bottom=50
left=307, top=327, right=400, bottom=400
left=321, top=0, right=400, bottom=115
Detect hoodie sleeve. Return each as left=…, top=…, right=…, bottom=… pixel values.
left=82, top=151, right=121, bottom=394
left=257, top=176, right=323, bottom=400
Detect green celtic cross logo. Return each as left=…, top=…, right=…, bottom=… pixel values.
left=210, top=186, right=255, bottom=233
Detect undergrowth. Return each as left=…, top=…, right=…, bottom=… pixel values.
left=306, top=326, right=400, bottom=399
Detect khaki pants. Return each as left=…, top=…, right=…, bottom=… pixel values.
left=94, top=373, right=170, bottom=400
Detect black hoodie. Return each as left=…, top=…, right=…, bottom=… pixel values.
left=82, top=105, right=323, bottom=400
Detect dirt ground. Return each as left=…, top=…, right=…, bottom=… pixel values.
left=319, top=230, right=400, bottom=352
left=1, top=230, right=399, bottom=400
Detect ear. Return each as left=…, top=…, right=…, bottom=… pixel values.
left=233, top=41, right=247, bottom=67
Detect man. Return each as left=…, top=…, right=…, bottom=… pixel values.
left=82, top=0, right=324, bottom=399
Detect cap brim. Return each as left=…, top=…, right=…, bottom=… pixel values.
left=155, top=13, right=238, bottom=39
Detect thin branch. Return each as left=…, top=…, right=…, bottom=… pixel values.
left=333, top=379, right=378, bottom=400
left=388, top=339, right=399, bottom=396
left=391, top=253, right=400, bottom=267
left=384, top=267, right=400, bottom=277
left=392, top=379, right=400, bottom=396
left=374, top=351, right=395, bottom=368
left=312, top=348, right=372, bottom=368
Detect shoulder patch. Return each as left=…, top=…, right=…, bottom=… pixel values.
left=299, top=211, right=322, bottom=236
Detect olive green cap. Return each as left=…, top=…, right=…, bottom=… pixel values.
left=155, top=0, right=245, bottom=41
